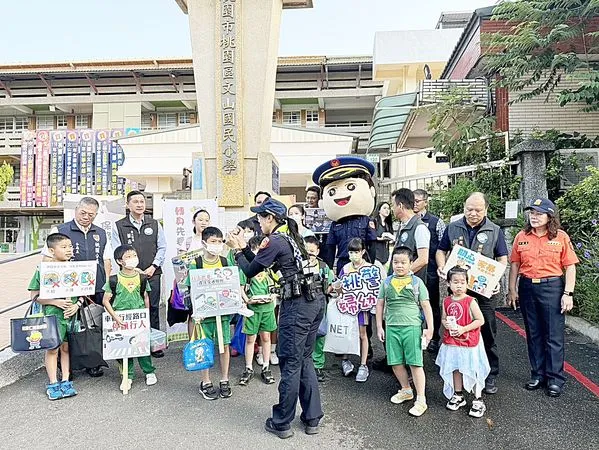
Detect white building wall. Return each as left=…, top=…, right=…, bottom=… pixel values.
left=93, top=103, right=142, bottom=129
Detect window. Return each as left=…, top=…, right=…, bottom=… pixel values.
left=157, top=113, right=177, bottom=129
left=0, top=117, right=29, bottom=133
left=283, top=111, right=300, bottom=126
left=56, top=116, right=68, bottom=129
left=36, top=116, right=54, bottom=130
left=75, top=115, right=89, bottom=129
left=15, top=117, right=29, bottom=130
left=178, top=112, right=190, bottom=125
left=272, top=111, right=277, bottom=123
left=0, top=118, right=11, bottom=133
left=141, top=114, right=153, bottom=130
left=306, top=110, right=319, bottom=128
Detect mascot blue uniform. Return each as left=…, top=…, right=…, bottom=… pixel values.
left=312, top=157, right=377, bottom=275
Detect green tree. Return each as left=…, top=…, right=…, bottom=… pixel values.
left=485, top=0, right=599, bottom=111
left=0, top=162, right=14, bottom=201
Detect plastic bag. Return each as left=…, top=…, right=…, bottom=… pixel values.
left=230, top=316, right=246, bottom=356
left=323, top=299, right=360, bottom=355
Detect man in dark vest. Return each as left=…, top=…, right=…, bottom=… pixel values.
left=113, top=190, right=167, bottom=357
left=436, top=192, right=508, bottom=394
left=413, top=189, right=446, bottom=354
left=48, top=196, right=112, bottom=377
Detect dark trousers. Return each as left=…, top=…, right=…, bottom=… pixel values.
left=518, top=277, right=565, bottom=387
left=148, top=275, right=161, bottom=330
left=426, top=276, right=441, bottom=342
left=471, top=292, right=499, bottom=378
left=272, top=294, right=324, bottom=429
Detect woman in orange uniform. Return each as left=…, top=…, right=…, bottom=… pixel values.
left=508, top=198, right=579, bottom=398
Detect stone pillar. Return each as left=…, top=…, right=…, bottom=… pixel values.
left=179, top=0, right=313, bottom=207
left=512, top=139, right=555, bottom=209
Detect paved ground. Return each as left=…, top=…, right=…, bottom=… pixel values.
left=1, top=308, right=597, bottom=449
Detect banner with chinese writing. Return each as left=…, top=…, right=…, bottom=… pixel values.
left=64, top=130, right=79, bottom=194
left=102, top=308, right=151, bottom=359
left=50, top=131, right=66, bottom=206
left=34, top=130, right=51, bottom=207
left=189, top=266, right=243, bottom=318
left=20, top=131, right=36, bottom=207
left=79, top=129, right=94, bottom=195
left=162, top=199, right=219, bottom=293
left=109, top=129, right=124, bottom=195
left=39, top=260, right=97, bottom=299
left=443, top=245, right=507, bottom=298
left=305, top=208, right=332, bottom=234
left=337, top=265, right=382, bottom=315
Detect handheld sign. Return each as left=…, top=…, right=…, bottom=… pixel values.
left=443, top=245, right=507, bottom=298
left=304, top=208, right=332, bottom=234
left=337, top=264, right=382, bottom=316
left=189, top=266, right=243, bottom=354
left=40, top=261, right=97, bottom=299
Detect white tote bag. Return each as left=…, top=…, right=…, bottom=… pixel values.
left=323, top=300, right=360, bottom=356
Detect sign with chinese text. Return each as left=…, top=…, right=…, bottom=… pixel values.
left=102, top=308, right=151, bottom=359
left=20, top=131, right=36, bottom=207
left=39, top=261, right=97, bottom=299
left=189, top=266, right=243, bottom=318
left=337, top=265, right=382, bottom=315
left=443, top=245, right=507, bottom=298
left=305, top=208, right=332, bottom=234
left=50, top=131, right=66, bottom=206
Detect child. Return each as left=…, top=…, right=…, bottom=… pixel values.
left=338, top=238, right=373, bottom=382
left=103, top=245, right=157, bottom=392
left=28, top=233, right=80, bottom=400
left=435, top=266, right=489, bottom=418
left=376, top=246, right=433, bottom=417
left=185, top=226, right=233, bottom=400
left=238, top=236, right=277, bottom=386
left=305, top=235, right=334, bottom=382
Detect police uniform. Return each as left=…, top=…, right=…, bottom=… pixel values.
left=511, top=198, right=579, bottom=392
left=438, top=216, right=509, bottom=382
left=327, top=215, right=377, bottom=275
left=234, top=199, right=325, bottom=434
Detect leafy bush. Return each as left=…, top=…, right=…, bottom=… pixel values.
left=556, top=167, right=599, bottom=238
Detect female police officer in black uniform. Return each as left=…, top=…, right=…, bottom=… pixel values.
left=226, top=197, right=325, bottom=439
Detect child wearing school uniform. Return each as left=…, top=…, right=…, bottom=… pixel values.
left=103, top=245, right=157, bottom=392
left=28, top=233, right=81, bottom=400
left=185, top=226, right=233, bottom=400
left=376, top=246, right=434, bottom=417
left=238, top=236, right=278, bottom=386
left=305, top=236, right=334, bottom=382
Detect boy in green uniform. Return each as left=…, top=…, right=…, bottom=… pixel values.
left=28, top=233, right=81, bottom=400
left=185, top=226, right=233, bottom=400
left=238, top=236, right=278, bottom=386
left=103, top=245, right=157, bottom=392
left=376, top=246, right=433, bottom=417
left=305, top=236, right=334, bottom=382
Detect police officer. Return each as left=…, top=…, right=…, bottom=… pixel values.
left=413, top=189, right=446, bottom=353
left=227, top=198, right=324, bottom=439
left=436, top=192, right=508, bottom=394
left=46, top=196, right=112, bottom=377
left=508, top=198, right=578, bottom=397
left=113, top=190, right=166, bottom=357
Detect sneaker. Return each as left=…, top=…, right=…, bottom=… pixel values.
left=261, top=368, right=275, bottom=384
left=239, top=368, right=254, bottom=386
left=270, top=352, right=279, bottom=366
left=315, top=368, right=326, bottom=383
left=469, top=399, right=487, bottom=418
left=341, top=359, right=354, bottom=377
left=146, top=373, right=157, bottom=386
left=256, top=352, right=264, bottom=366
left=199, top=382, right=219, bottom=400
left=60, top=380, right=77, bottom=398
left=408, top=401, right=428, bottom=417
left=446, top=393, right=467, bottom=411
left=119, top=379, right=132, bottom=393
left=355, top=364, right=369, bottom=382
left=219, top=380, right=232, bottom=398
left=484, top=377, right=498, bottom=394
left=265, top=418, right=294, bottom=439
left=390, top=389, right=414, bottom=404
left=231, top=348, right=239, bottom=357
left=46, top=382, right=63, bottom=401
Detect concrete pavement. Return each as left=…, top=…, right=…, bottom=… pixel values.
left=1, top=308, right=598, bottom=449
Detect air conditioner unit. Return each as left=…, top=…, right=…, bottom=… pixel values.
left=559, top=148, right=599, bottom=189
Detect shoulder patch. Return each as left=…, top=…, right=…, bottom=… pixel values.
left=259, top=237, right=270, bottom=249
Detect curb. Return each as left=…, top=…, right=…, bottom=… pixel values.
left=566, top=315, right=599, bottom=345
left=0, top=348, right=43, bottom=390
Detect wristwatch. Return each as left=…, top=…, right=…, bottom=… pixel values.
left=151, top=264, right=159, bottom=270
left=563, top=291, right=574, bottom=297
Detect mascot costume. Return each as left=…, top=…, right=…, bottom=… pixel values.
left=312, top=156, right=378, bottom=275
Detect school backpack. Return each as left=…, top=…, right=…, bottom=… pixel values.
left=108, top=273, right=148, bottom=302
left=194, top=255, right=229, bottom=269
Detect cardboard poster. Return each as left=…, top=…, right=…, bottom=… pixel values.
left=304, top=208, right=332, bottom=234
left=189, top=266, right=243, bottom=318
left=337, top=264, right=382, bottom=316
left=443, top=245, right=507, bottom=298
left=39, top=261, right=97, bottom=299
left=102, top=308, right=151, bottom=360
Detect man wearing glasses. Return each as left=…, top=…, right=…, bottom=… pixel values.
left=45, top=196, right=113, bottom=377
